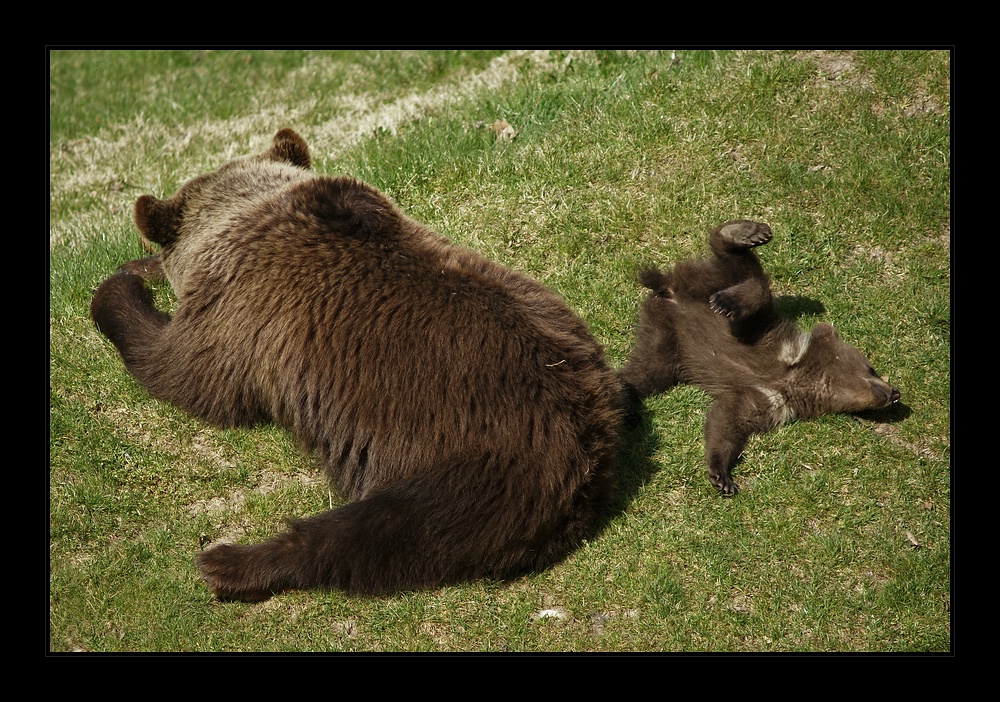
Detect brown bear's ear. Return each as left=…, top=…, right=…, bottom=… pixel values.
left=134, top=194, right=182, bottom=247
left=269, top=128, right=311, bottom=170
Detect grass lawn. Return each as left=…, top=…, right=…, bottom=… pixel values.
left=49, top=49, right=950, bottom=652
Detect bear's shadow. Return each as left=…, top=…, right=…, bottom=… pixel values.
left=773, top=294, right=826, bottom=319
left=603, top=410, right=664, bottom=519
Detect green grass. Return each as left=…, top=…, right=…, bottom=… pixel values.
left=49, top=49, right=951, bottom=652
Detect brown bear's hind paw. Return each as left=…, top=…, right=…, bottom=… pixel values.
left=197, top=543, right=287, bottom=603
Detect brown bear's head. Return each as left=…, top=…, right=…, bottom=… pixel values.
left=134, top=128, right=313, bottom=250
left=133, top=129, right=314, bottom=297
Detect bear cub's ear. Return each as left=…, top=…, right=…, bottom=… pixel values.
left=269, top=128, right=311, bottom=170
left=639, top=267, right=670, bottom=294
left=810, top=322, right=839, bottom=341
left=134, top=194, right=183, bottom=247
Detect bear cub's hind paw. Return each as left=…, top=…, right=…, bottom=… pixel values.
left=719, top=220, right=772, bottom=249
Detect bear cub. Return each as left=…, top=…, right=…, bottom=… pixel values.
left=619, top=220, right=899, bottom=495
left=90, top=128, right=623, bottom=600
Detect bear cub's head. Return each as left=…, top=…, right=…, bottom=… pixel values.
left=798, top=323, right=900, bottom=416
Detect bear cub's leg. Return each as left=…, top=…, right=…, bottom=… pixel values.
left=703, top=392, right=776, bottom=495
left=707, top=220, right=773, bottom=321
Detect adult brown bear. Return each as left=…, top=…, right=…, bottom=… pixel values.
left=619, top=220, right=900, bottom=495
left=90, top=128, right=623, bottom=601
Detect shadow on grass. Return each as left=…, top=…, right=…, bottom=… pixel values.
left=577, top=402, right=665, bottom=546
left=857, top=399, right=912, bottom=424
left=774, top=294, right=826, bottom=319
left=607, top=408, right=664, bottom=516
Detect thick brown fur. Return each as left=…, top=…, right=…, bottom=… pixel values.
left=619, top=220, right=899, bottom=495
left=90, top=129, right=623, bottom=601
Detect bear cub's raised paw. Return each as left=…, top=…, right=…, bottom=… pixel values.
left=716, top=219, right=772, bottom=250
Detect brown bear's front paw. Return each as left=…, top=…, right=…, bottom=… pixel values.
left=708, top=469, right=740, bottom=495
left=90, top=270, right=156, bottom=336
left=718, top=220, right=772, bottom=249
left=116, top=256, right=164, bottom=281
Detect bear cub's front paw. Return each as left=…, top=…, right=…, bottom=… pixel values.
left=708, top=468, right=740, bottom=495
left=709, top=289, right=741, bottom=319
